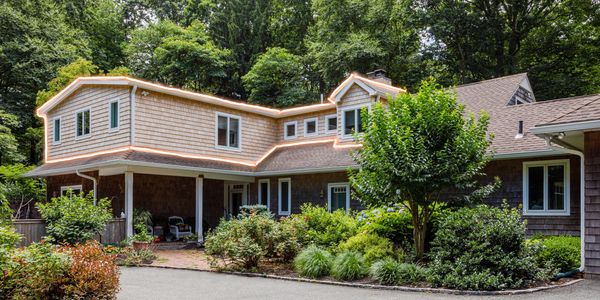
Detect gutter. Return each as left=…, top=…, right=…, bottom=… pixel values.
left=544, top=136, right=585, bottom=272
left=76, top=170, right=97, bottom=205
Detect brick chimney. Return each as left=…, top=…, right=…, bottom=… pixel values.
left=366, top=69, right=392, bottom=85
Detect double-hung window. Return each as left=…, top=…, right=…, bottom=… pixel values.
left=216, top=113, right=241, bottom=150
left=52, top=117, right=61, bottom=144
left=342, top=106, right=367, bottom=137
left=109, top=100, right=119, bottom=131
left=523, top=160, right=570, bottom=216
left=76, top=109, right=91, bottom=137
left=258, top=179, right=270, bottom=208
left=278, top=178, right=291, bottom=215
left=304, top=118, right=318, bottom=137
left=328, top=183, right=350, bottom=213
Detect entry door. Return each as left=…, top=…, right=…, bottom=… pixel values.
left=226, top=184, right=247, bottom=217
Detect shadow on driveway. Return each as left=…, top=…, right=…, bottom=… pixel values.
left=118, top=267, right=598, bottom=300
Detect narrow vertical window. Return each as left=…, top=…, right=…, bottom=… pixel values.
left=278, top=178, right=291, bottom=215
left=76, top=109, right=91, bottom=137
left=109, top=101, right=119, bottom=130
left=53, top=118, right=61, bottom=144
left=258, top=179, right=270, bottom=207
left=216, top=113, right=241, bottom=149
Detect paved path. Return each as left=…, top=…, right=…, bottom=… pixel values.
left=118, top=267, right=599, bottom=300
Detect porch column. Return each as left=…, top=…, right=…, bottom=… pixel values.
left=196, top=176, right=204, bottom=243
left=125, top=171, right=134, bottom=238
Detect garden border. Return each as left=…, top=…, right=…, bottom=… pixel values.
left=133, top=265, right=584, bottom=295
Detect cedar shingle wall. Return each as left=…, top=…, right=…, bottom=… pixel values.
left=276, top=109, right=337, bottom=142
left=585, top=131, right=600, bottom=277
left=46, top=86, right=131, bottom=159
left=482, top=155, right=581, bottom=236
left=250, top=172, right=362, bottom=216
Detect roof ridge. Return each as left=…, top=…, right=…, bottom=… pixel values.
left=455, top=73, right=527, bottom=89
left=544, top=95, right=600, bottom=125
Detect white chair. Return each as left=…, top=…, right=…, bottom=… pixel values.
left=168, top=216, right=192, bottom=240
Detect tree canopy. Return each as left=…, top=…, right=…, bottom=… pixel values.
left=0, top=0, right=597, bottom=165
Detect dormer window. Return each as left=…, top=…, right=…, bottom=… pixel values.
left=216, top=112, right=241, bottom=150
left=342, top=105, right=367, bottom=137
left=304, top=118, right=318, bottom=137
left=508, top=86, right=535, bottom=105
left=284, top=121, right=297, bottom=140
left=326, top=115, right=337, bottom=133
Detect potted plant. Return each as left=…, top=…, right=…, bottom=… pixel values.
left=131, top=222, right=154, bottom=250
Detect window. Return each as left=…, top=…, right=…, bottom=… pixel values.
left=109, top=100, right=119, bottom=130
left=342, top=106, right=367, bottom=137
left=326, top=115, right=337, bottom=133
left=328, top=183, right=350, bottom=213
left=76, top=109, right=91, bottom=137
left=60, top=185, right=82, bottom=199
left=52, top=117, right=61, bottom=144
left=278, top=178, right=291, bottom=215
left=216, top=113, right=241, bottom=150
left=523, top=160, right=570, bottom=216
left=258, top=179, right=270, bottom=208
left=304, top=118, right=318, bottom=137
left=284, top=121, right=297, bottom=140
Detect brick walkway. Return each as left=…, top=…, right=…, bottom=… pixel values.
left=150, top=249, right=212, bottom=270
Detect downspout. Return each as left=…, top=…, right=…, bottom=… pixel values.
left=545, top=136, right=585, bottom=273
left=76, top=170, right=97, bottom=205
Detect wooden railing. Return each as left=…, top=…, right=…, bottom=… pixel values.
left=12, top=218, right=126, bottom=247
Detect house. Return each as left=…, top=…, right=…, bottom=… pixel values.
left=25, top=70, right=600, bottom=278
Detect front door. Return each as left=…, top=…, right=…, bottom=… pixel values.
left=226, top=184, right=247, bottom=217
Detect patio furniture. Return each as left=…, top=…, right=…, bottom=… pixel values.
left=168, top=216, right=192, bottom=240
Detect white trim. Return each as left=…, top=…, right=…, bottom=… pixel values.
left=195, top=176, right=204, bottom=243
left=341, top=104, right=369, bottom=139
left=214, top=112, right=242, bottom=151
left=125, top=171, right=134, bottom=238
left=60, top=185, right=82, bottom=197
left=531, top=119, right=600, bottom=135
left=278, top=178, right=291, bottom=215
left=284, top=121, right=298, bottom=140
left=52, top=116, right=62, bottom=145
left=333, top=79, right=377, bottom=102
left=130, top=86, right=137, bottom=145
left=303, top=117, right=318, bottom=137
left=257, top=179, right=270, bottom=209
left=108, top=99, right=120, bottom=132
left=493, top=149, right=561, bottom=160
left=37, top=77, right=337, bottom=118
left=325, top=114, right=337, bottom=134
left=74, top=107, right=92, bottom=139
left=327, top=182, right=350, bottom=213
left=522, top=159, right=570, bottom=216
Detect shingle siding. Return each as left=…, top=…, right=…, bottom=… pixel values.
left=585, top=131, right=600, bottom=277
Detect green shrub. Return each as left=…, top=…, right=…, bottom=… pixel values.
left=357, top=206, right=412, bottom=245
left=370, top=258, right=401, bottom=285
left=269, top=216, right=303, bottom=261
left=294, top=245, right=333, bottom=278
left=396, top=263, right=428, bottom=284
left=291, top=204, right=357, bottom=249
left=120, top=248, right=157, bottom=266
left=1, top=243, right=70, bottom=298
left=429, top=204, right=550, bottom=290
left=338, top=232, right=397, bottom=265
left=37, top=192, right=113, bottom=245
left=205, top=213, right=300, bottom=269
left=533, top=235, right=580, bottom=273
left=331, top=251, right=368, bottom=281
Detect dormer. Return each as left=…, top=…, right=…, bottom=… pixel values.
left=507, top=75, right=535, bottom=105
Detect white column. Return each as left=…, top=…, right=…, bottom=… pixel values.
left=195, top=176, right=204, bottom=244
left=125, top=171, right=134, bottom=238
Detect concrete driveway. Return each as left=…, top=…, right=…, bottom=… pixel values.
left=118, top=267, right=598, bottom=300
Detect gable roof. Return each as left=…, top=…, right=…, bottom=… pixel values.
left=330, top=73, right=406, bottom=102
left=455, top=73, right=529, bottom=113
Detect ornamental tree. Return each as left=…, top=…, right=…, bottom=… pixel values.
left=349, top=79, right=493, bottom=259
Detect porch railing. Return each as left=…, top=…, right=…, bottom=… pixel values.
left=11, top=218, right=126, bottom=247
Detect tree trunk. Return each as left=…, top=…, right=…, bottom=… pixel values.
left=409, top=201, right=429, bottom=259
